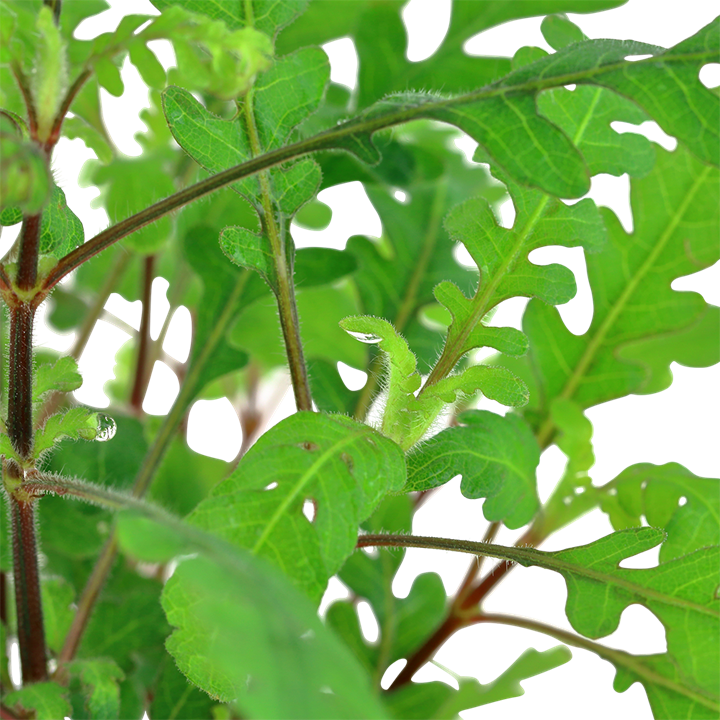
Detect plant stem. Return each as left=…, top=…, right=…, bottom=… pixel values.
left=129, top=255, right=155, bottom=413
left=9, top=493, right=47, bottom=683
left=473, top=613, right=719, bottom=713
left=15, top=215, right=41, bottom=292
left=360, top=526, right=539, bottom=691
left=57, top=271, right=250, bottom=667
left=7, top=303, right=36, bottom=460
left=242, top=93, right=312, bottom=411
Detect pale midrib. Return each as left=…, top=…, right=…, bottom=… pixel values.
left=559, top=165, right=712, bottom=405
left=252, top=430, right=367, bottom=555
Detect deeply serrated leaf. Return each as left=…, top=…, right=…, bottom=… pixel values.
left=33, top=355, right=83, bottom=399
left=34, top=406, right=100, bottom=456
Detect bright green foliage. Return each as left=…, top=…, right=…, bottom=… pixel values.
left=188, top=412, right=405, bottom=601
left=3, top=682, right=72, bottom=720
left=69, top=659, right=125, bottom=720
left=341, top=315, right=528, bottom=448
left=36, top=184, right=84, bottom=256
left=406, top=410, right=540, bottom=528
left=114, top=506, right=388, bottom=718
left=601, top=463, right=719, bottom=561
left=2, top=2, right=719, bottom=718
left=525, top=146, right=720, bottom=426
left=385, top=646, right=572, bottom=719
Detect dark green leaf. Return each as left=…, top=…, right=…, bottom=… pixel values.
left=3, top=682, right=72, bottom=720
left=69, top=659, right=125, bottom=720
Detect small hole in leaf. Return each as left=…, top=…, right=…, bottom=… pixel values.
left=625, top=54, right=652, bottom=62
left=265, top=482, right=278, bottom=491
left=393, top=189, right=408, bottom=203
left=500, top=200, right=515, bottom=228
left=303, top=499, right=316, bottom=522
left=699, top=63, right=720, bottom=88
left=678, top=496, right=688, bottom=507
left=564, top=83, right=576, bottom=91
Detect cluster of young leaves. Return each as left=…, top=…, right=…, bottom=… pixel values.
left=1, top=1, right=719, bottom=719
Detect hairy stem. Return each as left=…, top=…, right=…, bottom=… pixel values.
left=129, top=255, right=155, bottom=413
left=7, top=303, right=36, bottom=459
left=58, top=271, right=250, bottom=666
left=15, top=215, right=41, bottom=292
left=10, top=494, right=47, bottom=683
left=242, top=93, right=312, bottom=411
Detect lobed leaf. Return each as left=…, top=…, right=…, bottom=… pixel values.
left=601, top=463, right=720, bottom=561
left=188, top=412, right=405, bottom=601
left=106, top=496, right=388, bottom=717
left=385, top=646, right=572, bottom=719
left=406, top=410, right=540, bottom=529
left=524, top=145, right=719, bottom=439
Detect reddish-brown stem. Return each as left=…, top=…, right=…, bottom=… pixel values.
left=7, top=303, right=37, bottom=459
left=388, top=614, right=465, bottom=690
left=129, top=255, right=155, bottom=412
left=10, top=494, right=47, bottom=683
left=0, top=265, right=10, bottom=291
left=15, top=215, right=41, bottom=292
left=0, top=705, right=22, bottom=720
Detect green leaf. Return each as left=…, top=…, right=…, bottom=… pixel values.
left=295, top=198, right=331, bottom=229
left=405, top=410, right=540, bottom=529
left=541, top=13, right=588, bottom=50
left=341, top=315, right=528, bottom=449
left=79, top=566, right=169, bottom=673
left=37, top=183, right=85, bottom=256
left=162, top=46, right=328, bottom=205
left=525, top=145, right=719, bottom=435
left=385, top=646, right=572, bottom=719
left=42, top=576, right=74, bottom=654
left=0, top=115, right=51, bottom=214
left=33, top=355, right=83, bottom=399
left=69, top=659, right=125, bottom=720
left=188, top=412, right=405, bottom=601
left=437, top=179, right=604, bottom=365
left=113, top=505, right=388, bottom=718
left=3, top=682, right=72, bottom=720
left=602, top=463, right=720, bottom=561
left=149, top=658, right=216, bottom=720
left=34, top=406, right=101, bottom=456
left=32, top=5, right=67, bottom=140
left=61, top=114, right=113, bottom=163
left=81, top=153, right=176, bottom=254
left=151, top=0, right=307, bottom=39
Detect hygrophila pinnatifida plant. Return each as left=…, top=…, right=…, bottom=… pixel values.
left=0, top=1, right=718, bottom=718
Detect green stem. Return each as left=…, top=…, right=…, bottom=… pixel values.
left=242, top=92, right=312, bottom=411
left=473, top=613, right=719, bottom=714
left=41, top=47, right=701, bottom=292
left=129, top=255, right=155, bottom=413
